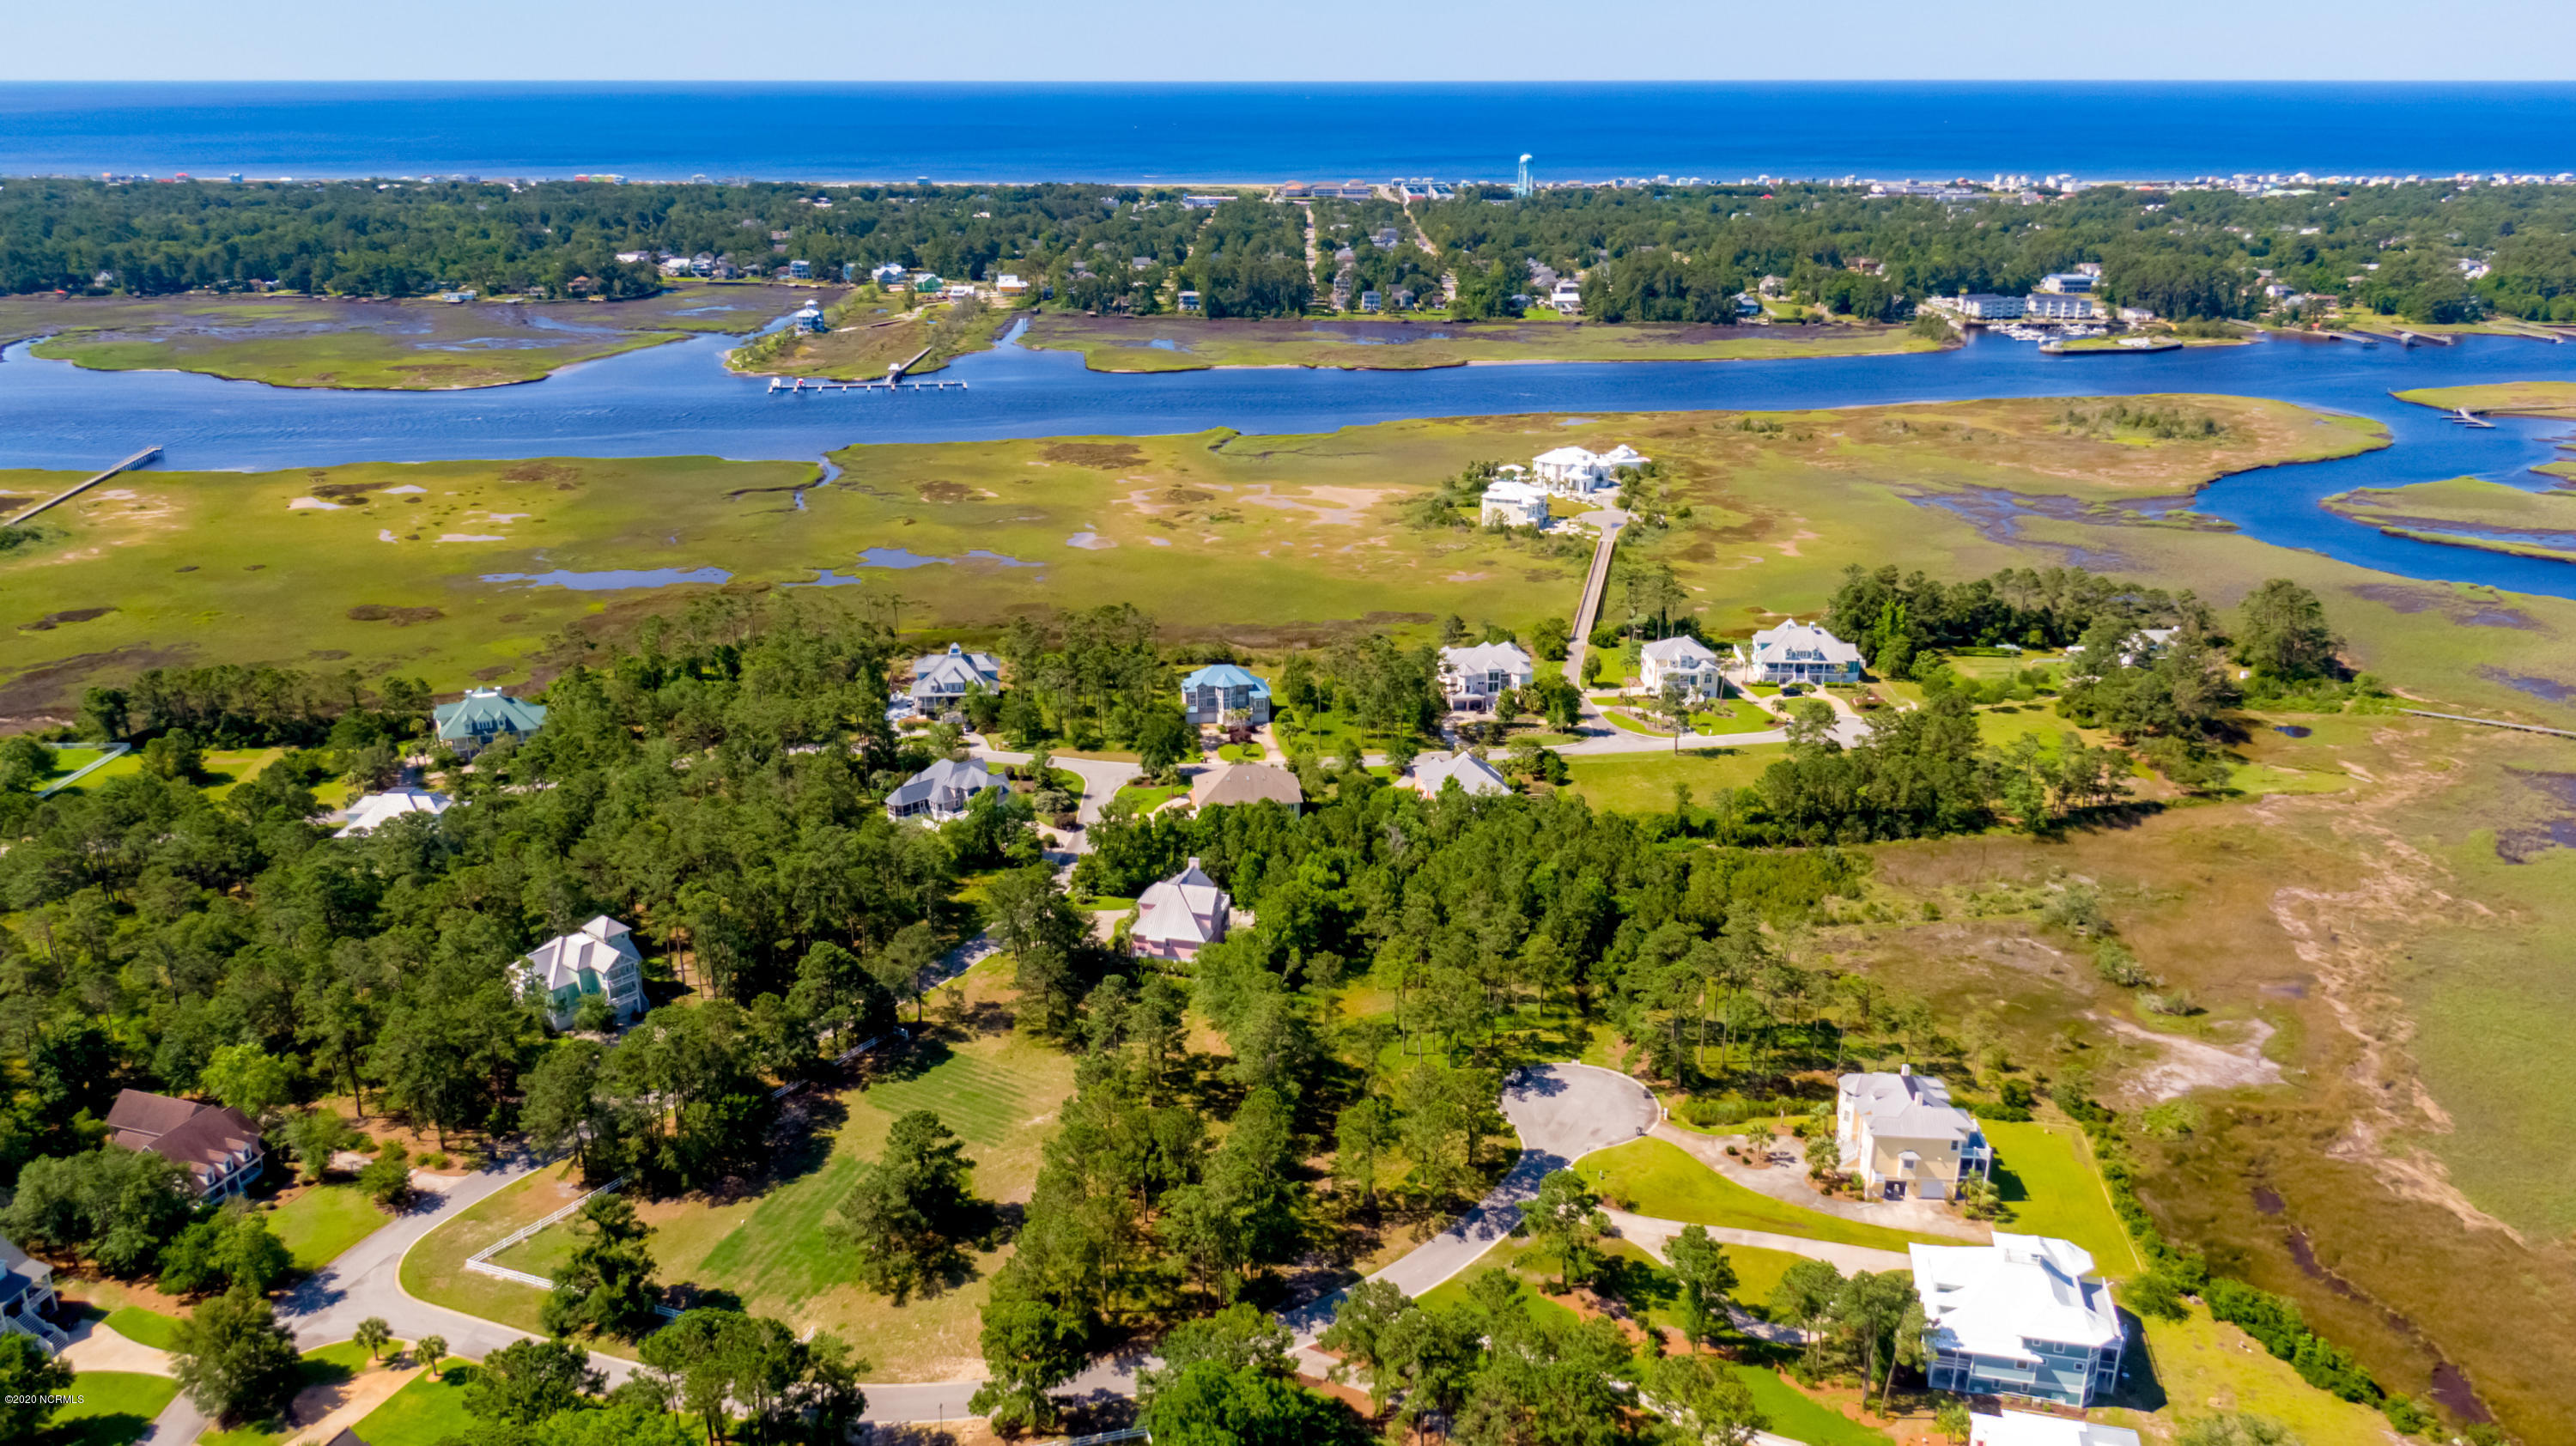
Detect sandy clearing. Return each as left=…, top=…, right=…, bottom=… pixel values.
left=438, top=533, right=507, bottom=543
left=289, top=497, right=342, bottom=510
left=2093, top=1013, right=2285, bottom=1101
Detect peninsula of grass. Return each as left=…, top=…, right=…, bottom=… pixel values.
left=2391, top=380, right=2576, bottom=417
left=3, top=285, right=795, bottom=390
left=1016, top=312, right=1943, bottom=373
left=2324, top=475, right=2576, bottom=535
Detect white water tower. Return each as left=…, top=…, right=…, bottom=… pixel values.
left=1515, top=154, right=1534, bottom=198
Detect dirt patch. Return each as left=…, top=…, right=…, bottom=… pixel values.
left=918, top=480, right=977, bottom=504
left=21, top=606, right=115, bottom=630
left=2348, top=582, right=2540, bottom=630
left=1163, top=486, right=1213, bottom=504
left=1040, top=442, right=1146, bottom=469
left=501, top=461, right=580, bottom=486
left=471, top=663, right=515, bottom=681
left=344, top=604, right=446, bottom=626
left=307, top=481, right=384, bottom=501
left=2091, top=1013, right=2286, bottom=1101
left=0, top=642, right=193, bottom=721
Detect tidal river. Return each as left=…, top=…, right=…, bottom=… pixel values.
left=3, top=321, right=2574, bottom=596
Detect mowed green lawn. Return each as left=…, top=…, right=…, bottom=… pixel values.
left=1559, top=747, right=1783, bottom=813
left=45, top=1371, right=180, bottom=1446
left=100, top=1306, right=184, bottom=1351
left=1979, top=1119, right=2141, bottom=1278
left=266, top=1182, right=386, bottom=1272
left=350, top=1361, right=479, bottom=1446
left=1578, top=1139, right=1939, bottom=1254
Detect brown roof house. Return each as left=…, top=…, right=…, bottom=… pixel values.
left=1189, top=762, right=1303, bottom=813
left=105, top=1089, right=267, bottom=1201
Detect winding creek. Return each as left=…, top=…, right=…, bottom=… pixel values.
left=5, top=318, right=2575, bottom=594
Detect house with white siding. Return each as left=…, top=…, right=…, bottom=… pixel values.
left=1911, top=1235, right=2127, bottom=1407
left=1737, top=621, right=1864, bottom=684
left=885, top=758, right=1007, bottom=823
left=1438, top=641, right=1534, bottom=711
left=514, top=916, right=647, bottom=1031
left=1639, top=636, right=1724, bottom=698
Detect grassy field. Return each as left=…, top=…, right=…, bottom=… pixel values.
left=266, top=1182, right=387, bottom=1272
left=2104, top=1305, right=2397, bottom=1445
left=100, top=1305, right=184, bottom=1351
left=2325, top=474, right=2576, bottom=547
left=413, top=967, right=1074, bottom=1379
left=1558, top=747, right=1783, bottom=812
left=2391, top=380, right=2576, bottom=416
left=1577, top=1139, right=1940, bottom=1254
left=349, top=1360, right=477, bottom=1446
left=747, top=298, right=1010, bottom=380
left=1687, top=698, right=1776, bottom=734
left=4, top=286, right=797, bottom=390
left=1979, top=1120, right=2141, bottom=1277
left=45, top=1372, right=181, bottom=1446
left=1014, top=312, right=1944, bottom=373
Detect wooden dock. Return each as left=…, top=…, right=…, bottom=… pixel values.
left=764, top=376, right=966, bottom=394
left=2447, top=409, right=2495, bottom=428
left=3, top=446, right=163, bottom=526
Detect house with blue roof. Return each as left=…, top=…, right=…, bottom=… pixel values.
left=1181, top=665, right=1272, bottom=727
left=433, top=687, right=549, bottom=759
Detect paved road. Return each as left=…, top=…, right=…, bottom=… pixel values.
left=970, top=741, right=1141, bottom=854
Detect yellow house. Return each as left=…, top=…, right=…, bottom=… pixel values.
left=1837, top=1065, right=1992, bottom=1201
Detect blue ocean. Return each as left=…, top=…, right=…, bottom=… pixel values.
left=2, top=82, right=2573, bottom=182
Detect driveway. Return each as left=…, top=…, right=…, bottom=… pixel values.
left=1649, top=1123, right=1990, bottom=1242
left=971, top=741, right=1140, bottom=854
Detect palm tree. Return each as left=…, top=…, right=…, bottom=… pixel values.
left=415, top=1335, right=448, bottom=1376
left=353, top=1316, right=393, bottom=1363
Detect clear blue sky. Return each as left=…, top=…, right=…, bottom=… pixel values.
left=7, top=0, right=2573, bottom=81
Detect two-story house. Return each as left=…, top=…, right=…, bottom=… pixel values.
left=1911, top=1234, right=2127, bottom=1407
left=0, top=1236, right=65, bottom=1354
left=1180, top=665, right=1273, bottom=727
left=514, top=916, right=647, bottom=1031
left=1738, top=620, right=1864, bottom=684
left=884, top=757, right=1006, bottom=824
left=1837, top=1065, right=1992, bottom=1200
left=1131, top=858, right=1232, bottom=961
left=433, top=688, right=549, bottom=759
left=1437, top=641, right=1535, bottom=712
left=1639, top=635, right=1724, bottom=698
left=105, top=1090, right=267, bottom=1201
left=908, top=642, right=1003, bottom=715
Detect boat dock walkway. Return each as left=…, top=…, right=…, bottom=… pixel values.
left=766, top=376, right=967, bottom=394
left=2446, top=409, right=2495, bottom=428
left=3, top=446, right=163, bottom=526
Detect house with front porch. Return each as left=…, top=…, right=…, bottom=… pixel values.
left=884, top=758, right=1007, bottom=823
left=908, top=642, right=1002, bottom=714
left=105, top=1090, right=266, bottom=1201
left=433, top=688, right=549, bottom=758
left=0, top=1236, right=64, bottom=1355
left=1640, top=635, right=1724, bottom=698
left=1181, top=665, right=1273, bottom=727
left=1911, top=1234, right=2127, bottom=1407
left=1438, top=641, right=1534, bottom=712
left=1738, top=621, right=1864, bottom=684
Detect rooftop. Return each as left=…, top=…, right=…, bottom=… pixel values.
left=1193, top=762, right=1303, bottom=810
left=1911, top=1234, right=2123, bottom=1361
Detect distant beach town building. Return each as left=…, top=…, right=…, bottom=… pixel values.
left=2025, top=293, right=2102, bottom=321
left=1550, top=278, right=1583, bottom=313
left=1438, top=641, right=1536, bottom=712
left=908, top=641, right=1002, bottom=714
left=1738, top=621, right=1864, bottom=684
left=1947, top=294, right=2026, bottom=320
left=884, top=758, right=1007, bottom=823
left=872, top=262, right=908, bottom=285
left=1529, top=443, right=1650, bottom=497
left=515, top=915, right=647, bottom=1031
left=434, top=688, right=547, bottom=759
left=1639, top=635, right=1724, bottom=697
left=334, top=787, right=456, bottom=838
left=1274, top=181, right=1378, bottom=200
left=1402, top=750, right=1510, bottom=797
left=1479, top=477, right=1551, bottom=528
left=1132, top=858, right=1232, bottom=960
left=1181, top=665, right=1273, bottom=726
left=996, top=274, right=1030, bottom=295
left=1911, top=1235, right=2127, bottom=1406
left=2035, top=272, right=2099, bottom=294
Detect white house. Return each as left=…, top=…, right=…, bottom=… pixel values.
left=1550, top=278, right=1583, bottom=313
left=995, top=274, right=1031, bottom=295
left=1639, top=635, right=1723, bottom=698
left=909, top=641, right=1002, bottom=713
left=1837, top=1066, right=1992, bottom=1200
left=1438, top=641, right=1535, bottom=711
left=1529, top=444, right=1651, bottom=497
left=0, top=1236, right=64, bottom=1354
left=2036, top=272, right=2099, bottom=295
left=871, top=262, right=908, bottom=285
left=1479, top=477, right=1551, bottom=529
left=1970, top=1412, right=2141, bottom=1446
left=1403, top=750, right=1510, bottom=797
left=1738, top=621, right=1864, bottom=684
left=514, top=915, right=647, bottom=1031
left=334, top=787, right=456, bottom=838
left=1132, top=857, right=1231, bottom=961
left=1911, top=1235, right=2127, bottom=1407
left=1953, top=294, right=2026, bottom=320
left=885, top=757, right=1007, bottom=823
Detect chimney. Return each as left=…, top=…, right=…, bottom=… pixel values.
left=1899, top=1063, right=1911, bottom=1078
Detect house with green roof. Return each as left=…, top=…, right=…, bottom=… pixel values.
left=433, top=687, right=549, bottom=758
